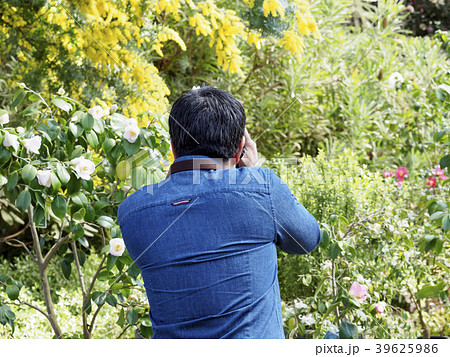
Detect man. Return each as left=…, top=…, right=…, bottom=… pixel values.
left=117, top=86, right=320, bottom=339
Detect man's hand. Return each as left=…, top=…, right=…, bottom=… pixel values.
left=238, top=129, right=259, bottom=168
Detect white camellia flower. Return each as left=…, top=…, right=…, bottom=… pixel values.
left=36, top=170, right=52, bottom=187
left=23, top=136, right=42, bottom=154
left=0, top=112, right=9, bottom=125
left=388, top=72, right=404, bottom=89
left=72, top=157, right=96, bottom=180
left=124, top=121, right=140, bottom=143
left=3, top=132, right=19, bottom=150
left=109, top=238, right=126, bottom=257
left=88, top=105, right=104, bottom=119
left=300, top=314, right=316, bottom=326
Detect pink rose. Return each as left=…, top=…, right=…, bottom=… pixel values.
left=375, top=302, right=386, bottom=314
left=426, top=176, right=436, bottom=188
left=432, top=168, right=444, bottom=176
left=349, top=282, right=368, bottom=301
left=396, top=167, right=408, bottom=181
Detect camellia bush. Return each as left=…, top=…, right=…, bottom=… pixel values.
left=0, top=84, right=171, bottom=338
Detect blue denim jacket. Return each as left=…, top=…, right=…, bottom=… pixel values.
left=117, top=155, right=320, bottom=339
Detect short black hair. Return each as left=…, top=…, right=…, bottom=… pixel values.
left=169, top=86, right=246, bottom=159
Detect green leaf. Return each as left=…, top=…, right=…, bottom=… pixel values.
left=69, top=123, right=83, bottom=138
left=434, top=129, right=450, bottom=142
left=438, top=83, right=450, bottom=95
left=86, top=131, right=99, bottom=149
left=117, top=308, right=125, bottom=327
left=105, top=294, right=117, bottom=307
left=106, top=255, right=118, bottom=271
left=73, top=207, right=85, bottom=221
left=101, top=244, right=110, bottom=254
left=127, top=264, right=141, bottom=279
left=434, top=238, right=444, bottom=255
left=442, top=215, right=450, bottom=232
left=319, top=229, right=330, bottom=249
left=71, top=191, right=88, bottom=206
left=435, top=88, right=446, bottom=102
left=33, top=205, right=45, bottom=226
left=16, top=190, right=31, bottom=212
left=93, top=118, right=105, bottom=134
left=111, top=113, right=129, bottom=131
left=12, top=89, right=26, bottom=109
left=51, top=172, right=61, bottom=192
left=81, top=113, right=94, bottom=131
left=329, top=242, right=341, bottom=260
left=84, top=298, right=92, bottom=315
left=2, top=304, right=16, bottom=319
left=22, top=107, right=39, bottom=117
left=116, top=160, right=132, bottom=181
left=61, top=259, right=71, bottom=279
left=78, top=236, right=89, bottom=248
left=440, top=154, right=450, bottom=170
left=28, top=93, right=40, bottom=102
left=6, top=285, right=20, bottom=300
left=430, top=211, right=445, bottom=220
left=94, top=200, right=109, bottom=212
left=21, top=164, right=37, bottom=183
left=84, top=205, right=95, bottom=222
left=123, top=136, right=141, bottom=156
left=140, top=324, right=153, bottom=338
left=102, top=138, right=116, bottom=153
left=0, top=149, right=11, bottom=168
left=339, top=320, right=358, bottom=339
left=425, top=238, right=437, bottom=253
left=96, top=215, right=115, bottom=229
left=78, top=250, right=86, bottom=266
left=51, top=195, right=67, bottom=220
left=6, top=172, right=18, bottom=192
left=126, top=308, right=139, bottom=325
left=417, top=285, right=438, bottom=299
left=56, top=163, right=70, bottom=185
left=91, top=292, right=106, bottom=306
left=131, top=166, right=146, bottom=189
left=52, top=98, right=72, bottom=113
left=141, top=316, right=152, bottom=327
left=67, top=173, right=81, bottom=194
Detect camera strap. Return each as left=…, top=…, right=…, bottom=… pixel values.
left=165, top=158, right=224, bottom=179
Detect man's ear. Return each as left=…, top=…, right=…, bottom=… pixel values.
left=170, top=139, right=177, bottom=159
left=233, top=135, right=245, bottom=166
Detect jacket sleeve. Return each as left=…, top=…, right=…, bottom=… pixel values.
left=269, top=171, right=320, bottom=254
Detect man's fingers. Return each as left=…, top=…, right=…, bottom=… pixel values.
left=244, top=128, right=256, bottom=149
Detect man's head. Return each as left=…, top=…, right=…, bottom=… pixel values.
left=169, top=86, right=246, bottom=161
